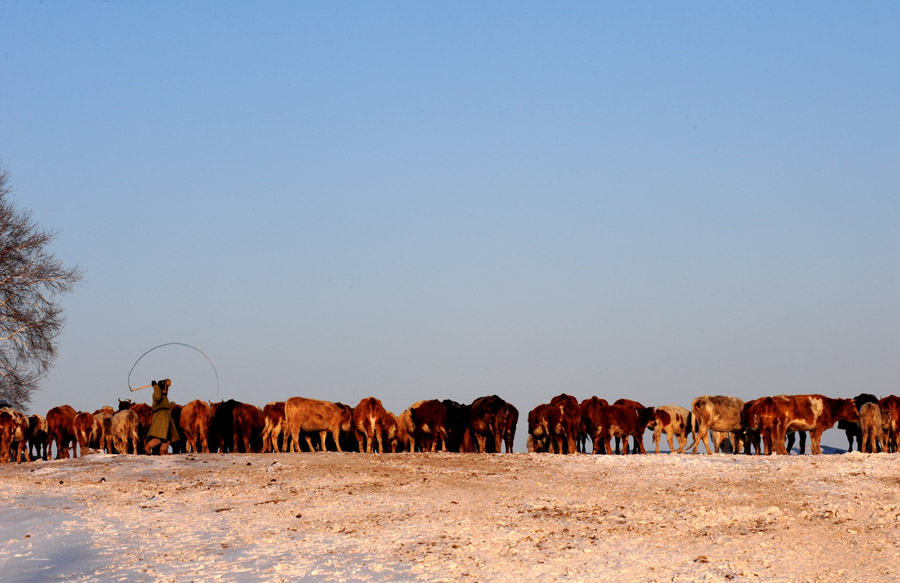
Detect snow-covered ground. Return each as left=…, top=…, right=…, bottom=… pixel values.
left=2, top=451, right=899, bottom=582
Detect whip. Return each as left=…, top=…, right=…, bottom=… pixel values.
left=127, top=342, right=220, bottom=394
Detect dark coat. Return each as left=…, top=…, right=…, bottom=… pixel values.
left=147, top=379, right=180, bottom=442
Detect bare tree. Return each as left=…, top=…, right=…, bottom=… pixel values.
left=0, top=166, right=83, bottom=410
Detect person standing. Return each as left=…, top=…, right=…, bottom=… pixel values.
left=145, top=379, right=179, bottom=454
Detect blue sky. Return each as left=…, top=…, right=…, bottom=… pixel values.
left=3, top=3, right=899, bottom=450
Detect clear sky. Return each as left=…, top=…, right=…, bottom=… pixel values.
left=3, top=3, right=899, bottom=450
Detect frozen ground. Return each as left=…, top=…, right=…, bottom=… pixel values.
left=2, top=451, right=900, bottom=582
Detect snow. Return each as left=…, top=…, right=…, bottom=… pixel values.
left=2, top=451, right=900, bottom=582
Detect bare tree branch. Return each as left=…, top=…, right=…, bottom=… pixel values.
left=0, top=164, right=83, bottom=410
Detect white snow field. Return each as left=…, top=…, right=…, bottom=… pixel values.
left=2, top=451, right=899, bottom=582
